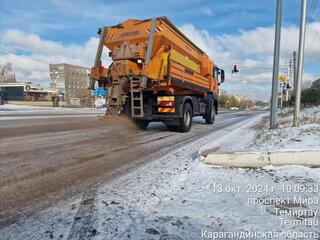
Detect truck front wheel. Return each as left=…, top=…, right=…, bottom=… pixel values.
left=205, top=104, right=216, bottom=124
left=178, top=103, right=193, bottom=132
left=205, top=98, right=216, bottom=124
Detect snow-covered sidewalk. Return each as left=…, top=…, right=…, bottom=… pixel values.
left=200, top=107, right=320, bottom=155
left=1, top=110, right=320, bottom=240
left=249, top=107, right=320, bottom=152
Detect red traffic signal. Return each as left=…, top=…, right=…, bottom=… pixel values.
left=232, top=64, right=239, bottom=73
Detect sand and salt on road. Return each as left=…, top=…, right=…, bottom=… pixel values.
left=0, top=107, right=261, bottom=228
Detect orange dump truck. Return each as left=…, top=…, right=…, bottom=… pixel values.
left=91, top=16, right=225, bottom=132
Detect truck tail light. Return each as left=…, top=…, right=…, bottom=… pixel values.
left=157, top=96, right=174, bottom=104
left=160, top=101, right=174, bottom=107
left=157, top=96, right=175, bottom=113
left=158, top=107, right=175, bottom=113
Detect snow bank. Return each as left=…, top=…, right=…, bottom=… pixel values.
left=200, top=107, right=320, bottom=155
left=249, top=107, right=320, bottom=152
left=201, top=107, right=320, bottom=168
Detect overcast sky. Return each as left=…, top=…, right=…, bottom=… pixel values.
left=0, top=0, right=320, bottom=101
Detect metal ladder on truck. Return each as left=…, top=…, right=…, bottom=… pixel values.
left=128, top=17, right=157, bottom=118
left=130, top=77, right=144, bottom=118
left=129, top=17, right=157, bottom=118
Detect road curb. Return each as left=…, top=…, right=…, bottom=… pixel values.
left=270, top=150, right=320, bottom=167
left=203, top=152, right=269, bottom=168
left=203, top=149, right=320, bottom=168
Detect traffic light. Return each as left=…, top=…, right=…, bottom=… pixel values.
left=232, top=64, right=239, bottom=73
left=286, top=83, right=291, bottom=89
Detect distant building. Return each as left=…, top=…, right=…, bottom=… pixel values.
left=49, top=63, right=91, bottom=107
left=0, top=63, right=16, bottom=83
left=0, top=82, right=56, bottom=101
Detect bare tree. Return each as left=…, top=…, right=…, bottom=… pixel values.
left=0, top=63, right=16, bottom=83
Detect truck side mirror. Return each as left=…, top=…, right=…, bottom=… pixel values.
left=221, top=69, right=225, bottom=83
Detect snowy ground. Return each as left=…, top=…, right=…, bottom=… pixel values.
left=200, top=106, right=320, bottom=154
left=1, top=109, right=320, bottom=240
left=249, top=107, right=320, bottom=151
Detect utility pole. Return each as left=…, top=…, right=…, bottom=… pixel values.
left=270, top=0, right=282, bottom=129
left=293, top=0, right=308, bottom=127
left=226, top=100, right=230, bottom=110
left=286, top=59, right=293, bottom=101
left=293, top=51, right=297, bottom=92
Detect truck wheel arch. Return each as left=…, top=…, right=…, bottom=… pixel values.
left=176, top=96, right=194, bottom=117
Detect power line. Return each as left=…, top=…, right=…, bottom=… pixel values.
left=0, top=8, right=91, bottom=71
left=0, top=46, right=13, bottom=55
left=0, top=45, right=49, bottom=67
left=302, top=0, right=316, bottom=70
left=0, top=8, right=75, bottom=41
left=236, top=66, right=288, bottom=69
left=0, top=45, right=53, bottom=84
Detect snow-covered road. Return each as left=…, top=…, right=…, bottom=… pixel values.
left=2, top=106, right=319, bottom=240
left=0, top=105, right=264, bottom=238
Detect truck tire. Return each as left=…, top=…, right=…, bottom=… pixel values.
left=135, top=119, right=149, bottom=130
left=205, top=98, right=216, bottom=124
left=123, top=97, right=131, bottom=117
left=178, top=103, right=193, bottom=132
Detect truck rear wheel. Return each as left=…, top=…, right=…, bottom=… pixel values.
left=178, top=103, right=193, bottom=132
left=135, top=119, right=149, bottom=130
